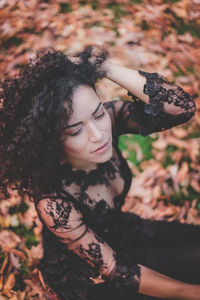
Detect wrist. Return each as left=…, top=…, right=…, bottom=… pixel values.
left=101, top=61, right=117, bottom=78
left=182, top=284, right=200, bottom=300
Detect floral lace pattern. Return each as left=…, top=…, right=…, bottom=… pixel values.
left=127, top=70, right=196, bottom=136
left=140, top=70, right=195, bottom=114
left=36, top=71, right=196, bottom=299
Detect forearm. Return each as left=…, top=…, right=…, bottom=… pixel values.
left=103, top=61, right=196, bottom=117
left=103, top=61, right=149, bottom=104
left=139, top=265, right=200, bottom=300
left=107, top=262, right=200, bottom=299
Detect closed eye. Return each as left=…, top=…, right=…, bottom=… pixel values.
left=94, top=111, right=105, bottom=120
left=70, top=128, right=82, bottom=136
left=68, top=110, right=105, bottom=136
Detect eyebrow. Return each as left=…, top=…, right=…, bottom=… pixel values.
left=65, top=102, right=102, bottom=129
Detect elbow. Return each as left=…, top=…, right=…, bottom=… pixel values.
left=187, top=99, right=196, bottom=120
left=172, top=87, right=196, bottom=118
left=190, top=100, right=196, bottom=115
left=182, top=91, right=196, bottom=116
left=175, top=96, right=196, bottom=121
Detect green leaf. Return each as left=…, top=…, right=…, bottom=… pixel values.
left=10, top=224, right=39, bottom=249
left=112, top=26, right=120, bottom=37
left=59, top=3, right=73, bottom=13
left=13, top=263, right=30, bottom=291
left=119, top=134, right=156, bottom=167
left=2, top=37, right=24, bottom=50
left=9, top=200, right=29, bottom=215
left=129, top=0, right=143, bottom=3
left=107, top=3, right=128, bottom=23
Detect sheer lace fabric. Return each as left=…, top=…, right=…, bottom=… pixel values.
left=36, top=70, right=196, bottom=299
left=127, top=70, right=196, bottom=136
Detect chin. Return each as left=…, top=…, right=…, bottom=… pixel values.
left=95, top=148, right=113, bottom=164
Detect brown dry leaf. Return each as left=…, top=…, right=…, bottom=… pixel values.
left=177, top=161, right=189, bottom=183
left=178, top=32, right=194, bottom=44
left=167, top=164, right=179, bottom=192
left=2, top=273, right=15, bottom=297
left=170, top=0, right=190, bottom=19
left=14, top=290, right=26, bottom=300
left=24, top=271, right=59, bottom=300
left=186, top=200, right=200, bottom=225
left=190, top=179, right=200, bottom=193
left=190, top=163, right=200, bottom=172
left=152, top=134, right=168, bottom=150
left=123, top=197, right=159, bottom=220
left=0, top=200, right=11, bottom=215
left=186, top=139, right=200, bottom=163
left=156, top=203, right=179, bottom=219
left=171, top=127, right=188, bottom=139
left=0, top=216, right=10, bottom=228
left=166, top=136, right=188, bottom=148
left=178, top=201, right=190, bottom=221
left=18, top=208, right=37, bottom=228
left=136, top=3, right=171, bottom=28
left=3, top=247, right=26, bottom=260
left=194, top=110, right=200, bottom=126
left=125, top=163, right=167, bottom=215
left=0, top=231, right=22, bottom=249
left=29, top=242, right=43, bottom=261
left=37, top=269, right=46, bottom=290
left=171, top=150, right=183, bottom=164
left=9, top=253, right=21, bottom=269
left=5, top=188, right=22, bottom=207
left=152, top=149, right=166, bottom=162
left=24, top=277, right=46, bottom=300
left=0, top=252, right=9, bottom=290
left=90, top=275, right=105, bottom=284
left=9, top=295, right=19, bottom=300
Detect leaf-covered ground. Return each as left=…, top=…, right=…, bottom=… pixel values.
left=0, top=0, right=200, bottom=299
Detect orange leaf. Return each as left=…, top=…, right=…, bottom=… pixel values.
left=177, top=161, right=189, bottom=183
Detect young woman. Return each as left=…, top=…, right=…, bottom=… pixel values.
left=1, top=46, right=200, bottom=300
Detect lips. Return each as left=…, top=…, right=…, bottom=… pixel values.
left=93, top=141, right=109, bottom=152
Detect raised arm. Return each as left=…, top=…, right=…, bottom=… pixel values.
left=102, top=62, right=196, bottom=136
left=36, top=195, right=200, bottom=299
left=104, top=62, right=195, bottom=115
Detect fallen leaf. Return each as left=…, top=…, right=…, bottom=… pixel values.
left=190, top=179, right=200, bottom=193
left=177, top=161, right=189, bottom=183
left=3, top=273, right=16, bottom=296
left=0, top=231, right=22, bottom=249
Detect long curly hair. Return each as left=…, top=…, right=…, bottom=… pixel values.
left=0, top=46, right=108, bottom=202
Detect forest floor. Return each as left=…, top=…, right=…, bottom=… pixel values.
left=0, top=0, right=200, bottom=299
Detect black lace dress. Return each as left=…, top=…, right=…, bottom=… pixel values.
left=35, top=71, right=200, bottom=300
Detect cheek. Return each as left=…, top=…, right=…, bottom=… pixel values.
left=62, top=135, right=88, bottom=154
left=102, top=114, right=112, bottom=133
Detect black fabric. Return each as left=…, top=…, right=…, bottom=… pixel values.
left=40, top=212, right=200, bottom=300
left=35, top=70, right=198, bottom=300
left=127, top=70, right=196, bottom=136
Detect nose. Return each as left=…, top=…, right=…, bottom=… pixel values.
left=87, top=121, right=103, bottom=142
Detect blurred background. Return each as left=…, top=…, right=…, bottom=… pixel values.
left=0, top=0, right=200, bottom=299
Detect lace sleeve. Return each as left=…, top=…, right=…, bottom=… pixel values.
left=127, top=70, right=196, bottom=136
left=36, top=196, right=141, bottom=292
left=103, top=100, right=142, bottom=137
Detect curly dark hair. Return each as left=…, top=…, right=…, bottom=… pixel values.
left=0, top=46, right=108, bottom=202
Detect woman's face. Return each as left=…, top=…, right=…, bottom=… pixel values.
left=60, top=85, right=113, bottom=170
